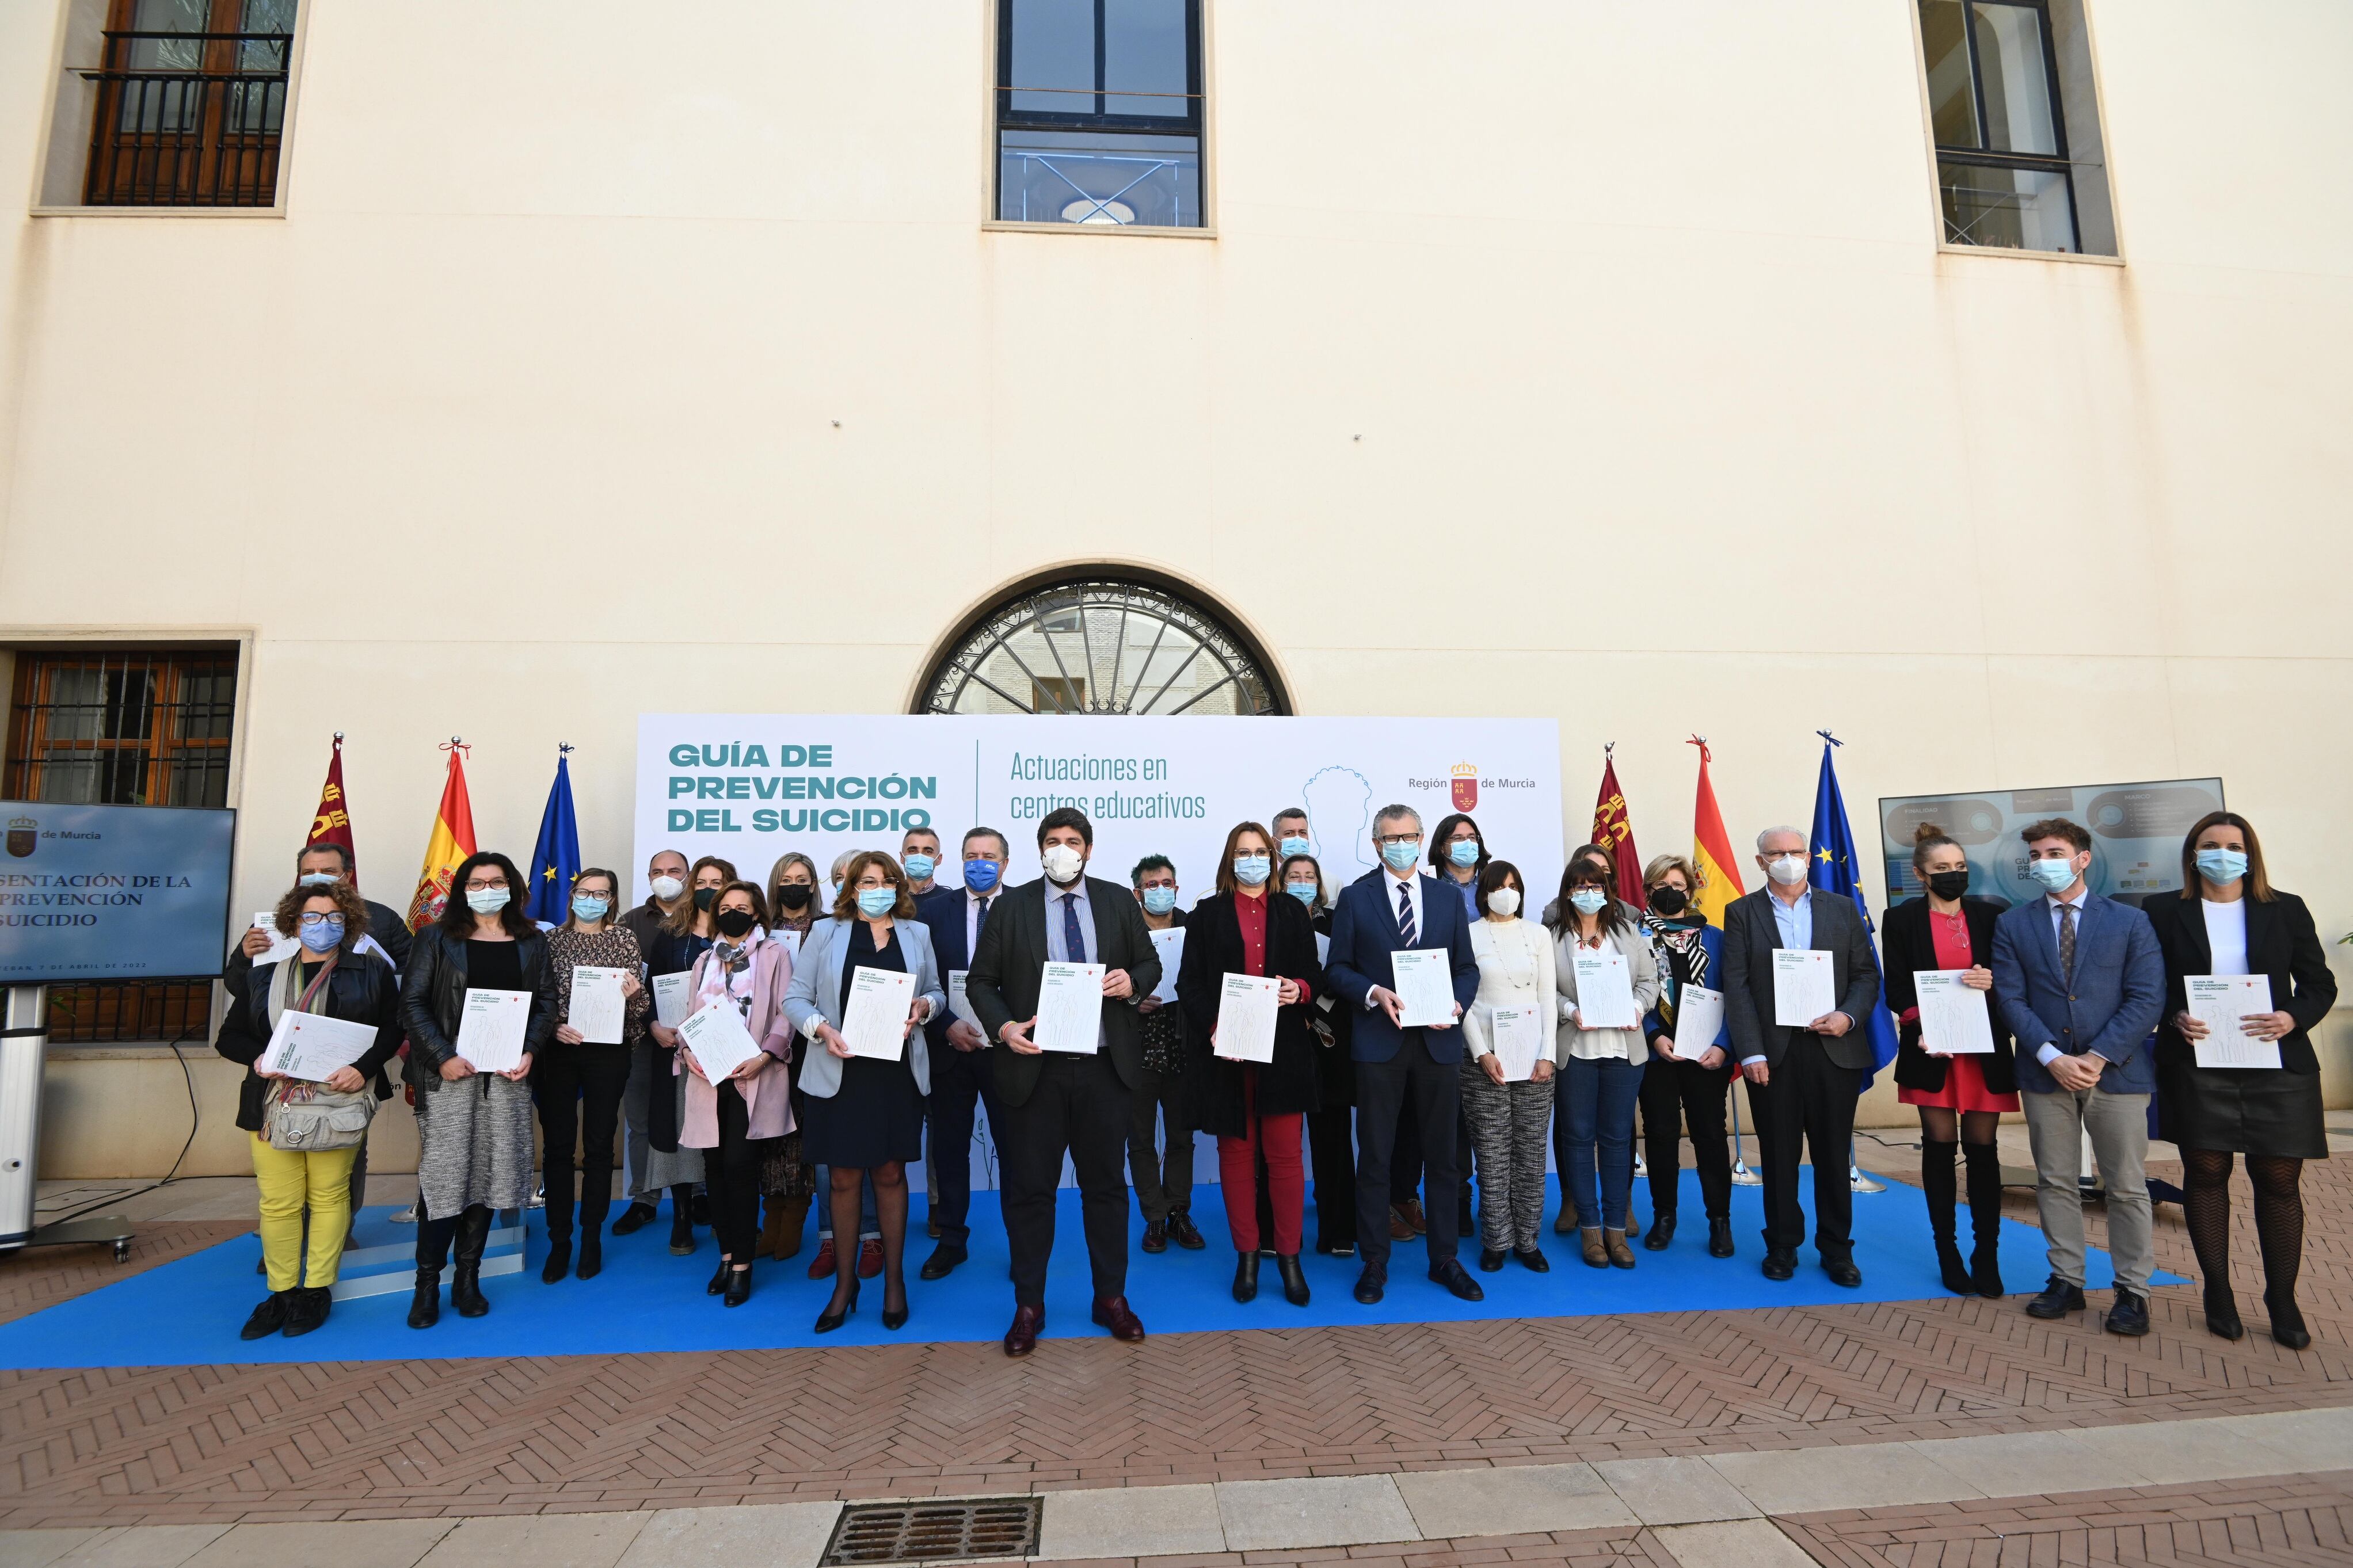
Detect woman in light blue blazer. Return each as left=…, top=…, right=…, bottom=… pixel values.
left=783, top=850, right=944, bottom=1334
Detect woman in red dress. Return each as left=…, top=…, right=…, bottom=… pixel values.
left=1883, top=823, right=2019, bottom=1298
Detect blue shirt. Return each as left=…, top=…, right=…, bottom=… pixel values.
left=1769, top=887, right=1814, bottom=951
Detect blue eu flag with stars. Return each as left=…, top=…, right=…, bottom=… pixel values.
left=526, top=745, right=582, bottom=929
left=1809, top=733, right=1901, bottom=1089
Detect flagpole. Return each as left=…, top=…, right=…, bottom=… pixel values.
left=1730, top=1081, right=1761, bottom=1186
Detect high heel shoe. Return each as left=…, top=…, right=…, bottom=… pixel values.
left=1275, top=1253, right=1309, bottom=1307
left=882, top=1288, right=909, bottom=1331
left=707, top=1255, right=733, bottom=1296
left=1232, top=1252, right=1259, bottom=1303
left=2204, top=1283, right=2245, bottom=1341
left=815, top=1281, right=860, bottom=1333
left=2266, top=1287, right=2311, bottom=1350
left=722, top=1264, right=752, bottom=1308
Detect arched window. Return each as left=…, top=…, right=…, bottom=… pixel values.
left=917, top=572, right=1286, bottom=716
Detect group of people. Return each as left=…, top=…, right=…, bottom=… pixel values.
left=215, top=799, right=2333, bottom=1357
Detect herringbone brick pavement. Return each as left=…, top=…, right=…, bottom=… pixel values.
left=0, top=1157, right=2345, bottom=1529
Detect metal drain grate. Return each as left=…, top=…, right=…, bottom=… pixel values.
left=821, top=1497, right=1043, bottom=1565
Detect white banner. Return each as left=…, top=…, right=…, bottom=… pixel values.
left=633, top=714, right=1568, bottom=910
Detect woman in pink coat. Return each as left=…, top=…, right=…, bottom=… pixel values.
left=677, top=881, right=794, bottom=1306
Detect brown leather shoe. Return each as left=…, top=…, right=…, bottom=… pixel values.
left=1397, top=1198, right=1428, bottom=1235
left=1091, top=1295, right=1147, bottom=1342
left=1003, top=1303, right=1044, bottom=1357
left=1387, top=1204, right=1415, bottom=1241
left=806, top=1237, right=836, bottom=1280
left=858, top=1238, right=883, bottom=1279
left=1604, top=1227, right=1636, bottom=1269
left=1581, top=1226, right=1608, bottom=1268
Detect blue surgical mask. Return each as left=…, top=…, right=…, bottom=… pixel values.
left=1381, top=841, right=1419, bottom=871
left=856, top=887, right=898, bottom=918
left=1232, top=854, right=1271, bottom=886
left=465, top=887, right=509, bottom=914
left=299, top=917, right=343, bottom=953
left=1285, top=882, right=1318, bottom=906
left=2196, top=848, right=2248, bottom=884
left=2028, top=857, right=2079, bottom=893
left=1141, top=886, right=1177, bottom=915
left=298, top=872, right=339, bottom=888
left=903, top=854, right=936, bottom=881
left=570, top=894, right=611, bottom=923
left=963, top=859, right=1001, bottom=894
left=1569, top=888, right=1609, bottom=915
left=1448, top=840, right=1481, bottom=868
left=1278, top=835, right=1311, bottom=859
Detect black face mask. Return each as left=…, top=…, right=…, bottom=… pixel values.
left=1646, top=886, right=1688, bottom=917
left=714, top=909, right=756, bottom=938
left=1925, top=869, right=1971, bottom=902
left=774, top=884, right=813, bottom=911
left=693, top=887, right=717, bottom=911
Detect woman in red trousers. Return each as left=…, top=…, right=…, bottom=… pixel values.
left=1177, top=821, right=1324, bottom=1308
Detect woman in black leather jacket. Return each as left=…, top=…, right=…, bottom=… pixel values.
left=398, top=850, right=557, bottom=1329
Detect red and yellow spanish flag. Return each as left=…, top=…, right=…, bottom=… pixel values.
left=1688, top=737, right=1745, bottom=928
left=406, top=740, right=477, bottom=931
left=1589, top=744, right=1644, bottom=908
left=307, top=733, right=356, bottom=856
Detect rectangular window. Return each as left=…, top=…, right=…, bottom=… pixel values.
left=79, top=0, right=296, bottom=207
left=1916, top=0, right=2111, bottom=255
left=3, top=648, right=238, bottom=1043
left=996, top=0, right=1204, bottom=229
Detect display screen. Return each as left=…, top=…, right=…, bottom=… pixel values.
left=0, top=803, right=237, bottom=985
left=1879, top=777, right=2223, bottom=909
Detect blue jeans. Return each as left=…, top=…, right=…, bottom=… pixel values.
left=1555, top=1055, right=1644, bottom=1230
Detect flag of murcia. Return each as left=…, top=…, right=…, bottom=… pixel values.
left=6, top=817, right=35, bottom=859
left=1450, top=762, right=1478, bottom=812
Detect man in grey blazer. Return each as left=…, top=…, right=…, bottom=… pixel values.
left=1720, top=825, right=1882, bottom=1286
left=1991, top=817, right=2165, bottom=1336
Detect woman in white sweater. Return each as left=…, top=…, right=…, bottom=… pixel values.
left=1549, top=845, right=1661, bottom=1270
left=1460, top=860, right=1559, bottom=1272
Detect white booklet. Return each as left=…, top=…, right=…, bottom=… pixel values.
left=651, top=971, right=695, bottom=1029
left=1914, top=969, right=1994, bottom=1054
left=1771, top=948, right=1835, bottom=1027
left=568, top=966, right=628, bottom=1044
left=260, top=1009, right=379, bottom=1081
left=1488, top=1005, right=1545, bottom=1082
left=2188, top=974, right=2279, bottom=1069
left=1035, top=962, right=1105, bottom=1053
left=1670, top=985, right=1724, bottom=1061
left=251, top=911, right=301, bottom=967
left=842, top=966, right=916, bottom=1060
left=947, top=969, right=980, bottom=1029
left=677, top=997, right=763, bottom=1081
left=1148, top=926, right=1186, bottom=1004
left=455, top=987, right=532, bottom=1073
left=1571, top=948, right=1638, bottom=1029
left=1390, top=948, right=1456, bottom=1028
left=1213, top=973, right=1280, bottom=1062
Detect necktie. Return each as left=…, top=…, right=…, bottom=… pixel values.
left=1062, top=892, right=1087, bottom=967
left=972, top=895, right=990, bottom=953
left=1396, top=880, right=1417, bottom=948
left=2057, top=901, right=2076, bottom=983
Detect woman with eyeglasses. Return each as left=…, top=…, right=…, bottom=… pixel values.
left=1460, top=859, right=1556, bottom=1272
left=1633, top=853, right=1738, bottom=1259
left=753, top=851, right=824, bottom=1261
left=1549, top=845, right=1660, bottom=1270
left=1283, top=853, right=1358, bottom=1258
left=399, top=851, right=556, bottom=1329
left=784, top=851, right=945, bottom=1332
left=538, top=867, right=650, bottom=1284
left=638, top=855, right=733, bottom=1256
left=215, top=878, right=403, bottom=1340
left=1427, top=812, right=1490, bottom=922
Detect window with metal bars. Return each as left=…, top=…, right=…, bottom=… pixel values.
left=4, top=648, right=239, bottom=1043
left=996, top=0, right=1204, bottom=228
left=1916, top=0, right=2110, bottom=255
left=81, top=0, right=295, bottom=207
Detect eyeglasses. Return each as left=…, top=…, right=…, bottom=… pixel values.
left=1376, top=833, right=1423, bottom=846
left=296, top=912, right=341, bottom=928
left=464, top=879, right=507, bottom=892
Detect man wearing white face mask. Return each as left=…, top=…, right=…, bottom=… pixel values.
left=1991, top=817, right=2164, bottom=1336
left=614, top=849, right=691, bottom=1235
left=1720, top=826, right=1881, bottom=1288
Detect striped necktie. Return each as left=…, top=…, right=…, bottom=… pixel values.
left=1396, top=880, right=1417, bottom=947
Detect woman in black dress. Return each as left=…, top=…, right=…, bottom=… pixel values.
left=783, top=850, right=945, bottom=1333
left=2147, top=811, right=2337, bottom=1348
left=1283, top=853, right=1356, bottom=1258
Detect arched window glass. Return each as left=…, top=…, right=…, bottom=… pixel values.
left=917, top=574, right=1285, bottom=716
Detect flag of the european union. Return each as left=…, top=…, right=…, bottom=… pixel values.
left=1808, top=734, right=1902, bottom=1088
left=526, top=745, right=582, bottom=928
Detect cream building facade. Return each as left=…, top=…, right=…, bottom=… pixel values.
left=1, top=0, right=2347, bottom=1176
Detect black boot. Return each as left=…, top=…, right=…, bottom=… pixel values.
left=451, top=1207, right=492, bottom=1318
left=407, top=1268, right=441, bottom=1329
left=668, top=1183, right=696, bottom=1256
left=241, top=1291, right=291, bottom=1340
left=1643, top=1210, right=1677, bottom=1251
left=1962, top=1141, right=2005, bottom=1298
left=1276, top=1252, right=1310, bottom=1306
left=1921, top=1139, right=1971, bottom=1295
left=1232, top=1252, right=1259, bottom=1303
left=540, top=1236, right=572, bottom=1284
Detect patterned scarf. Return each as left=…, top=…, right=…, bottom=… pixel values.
left=1640, top=912, right=1710, bottom=1027
left=696, top=925, right=766, bottom=1018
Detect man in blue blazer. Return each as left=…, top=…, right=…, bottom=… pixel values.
left=912, top=827, right=1010, bottom=1281
left=1326, top=804, right=1484, bottom=1305
left=1991, top=817, right=2165, bottom=1336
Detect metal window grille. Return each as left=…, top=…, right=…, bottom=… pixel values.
left=4, top=648, right=239, bottom=1041
left=995, top=0, right=1204, bottom=227
left=820, top=1498, right=1042, bottom=1566
left=81, top=2, right=294, bottom=207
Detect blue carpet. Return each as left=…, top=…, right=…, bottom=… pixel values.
left=0, top=1180, right=2176, bottom=1368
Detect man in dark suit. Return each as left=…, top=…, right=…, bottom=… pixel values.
left=1720, top=825, right=1882, bottom=1287
left=1991, top=817, right=2164, bottom=1335
left=965, top=807, right=1163, bottom=1356
left=1324, top=803, right=1483, bottom=1306
left=913, top=826, right=1010, bottom=1281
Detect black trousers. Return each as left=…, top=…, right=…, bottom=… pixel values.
left=1640, top=1055, right=1735, bottom=1220
left=926, top=1040, right=1003, bottom=1245
left=1308, top=1106, right=1356, bottom=1246
left=1753, top=1037, right=1861, bottom=1260
left=1126, top=1063, right=1194, bottom=1223
left=535, top=1043, right=631, bottom=1243
left=1354, top=1046, right=1461, bottom=1271
left=1391, top=1095, right=1423, bottom=1203
left=705, top=1081, right=764, bottom=1260
left=997, top=1052, right=1133, bottom=1308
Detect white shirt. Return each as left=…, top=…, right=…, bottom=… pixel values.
left=1464, top=916, right=1556, bottom=1059
left=965, top=887, right=997, bottom=960
left=1364, top=869, right=1429, bottom=1010
left=2202, top=897, right=2249, bottom=978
